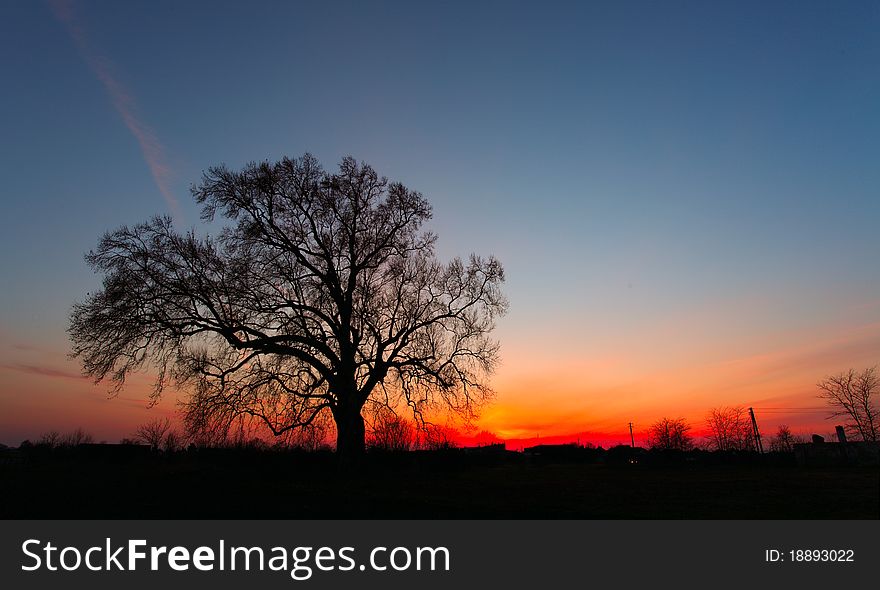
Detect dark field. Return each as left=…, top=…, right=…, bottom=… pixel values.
left=2, top=449, right=877, bottom=519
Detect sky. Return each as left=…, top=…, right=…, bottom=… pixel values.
left=1, top=0, right=878, bottom=447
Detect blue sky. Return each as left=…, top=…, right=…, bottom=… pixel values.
left=1, top=0, right=878, bottom=444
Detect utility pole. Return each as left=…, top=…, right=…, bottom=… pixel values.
left=748, top=407, right=764, bottom=454
left=628, top=422, right=635, bottom=448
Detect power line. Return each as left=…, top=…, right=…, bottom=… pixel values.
left=755, top=406, right=829, bottom=411
left=752, top=412, right=829, bottom=414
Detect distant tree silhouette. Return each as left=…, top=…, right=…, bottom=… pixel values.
left=817, top=366, right=878, bottom=442
left=705, top=406, right=754, bottom=451
left=274, top=411, right=334, bottom=452
left=367, top=410, right=415, bottom=451
left=134, top=418, right=172, bottom=451
left=36, top=431, right=62, bottom=448
left=163, top=430, right=183, bottom=452
left=37, top=428, right=93, bottom=448
left=69, top=154, right=506, bottom=461
left=647, top=417, right=693, bottom=451
left=64, top=429, right=94, bottom=447
left=418, top=424, right=459, bottom=450
left=768, top=424, right=802, bottom=452
left=133, top=417, right=182, bottom=452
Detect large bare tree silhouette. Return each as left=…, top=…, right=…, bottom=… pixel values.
left=69, top=154, right=507, bottom=459
left=817, top=366, right=879, bottom=442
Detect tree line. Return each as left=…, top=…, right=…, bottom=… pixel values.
left=644, top=414, right=801, bottom=453
left=646, top=365, right=878, bottom=451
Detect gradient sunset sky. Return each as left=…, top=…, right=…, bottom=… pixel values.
left=1, top=0, right=878, bottom=447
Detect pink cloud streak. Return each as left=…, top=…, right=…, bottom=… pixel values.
left=2, top=363, right=86, bottom=381
left=49, top=0, right=182, bottom=220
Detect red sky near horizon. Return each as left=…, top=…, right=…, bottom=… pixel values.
left=1, top=309, right=877, bottom=448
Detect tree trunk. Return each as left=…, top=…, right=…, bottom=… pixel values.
left=334, top=403, right=366, bottom=463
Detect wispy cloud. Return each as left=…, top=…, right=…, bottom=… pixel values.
left=713, top=321, right=880, bottom=383
left=3, top=363, right=87, bottom=380
left=10, top=343, right=46, bottom=353
left=49, top=0, right=182, bottom=220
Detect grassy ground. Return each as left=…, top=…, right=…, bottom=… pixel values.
left=2, top=453, right=877, bottom=518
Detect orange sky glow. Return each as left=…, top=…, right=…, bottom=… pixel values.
left=2, top=308, right=877, bottom=448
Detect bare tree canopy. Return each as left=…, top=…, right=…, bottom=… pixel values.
left=705, top=406, right=754, bottom=451
left=69, top=154, right=507, bottom=459
left=646, top=417, right=693, bottom=451
left=768, top=424, right=802, bottom=453
left=367, top=409, right=416, bottom=452
left=133, top=417, right=182, bottom=451
left=36, top=428, right=93, bottom=448
left=817, top=366, right=879, bottom=442
left=133, top=418, right=171, bottom=450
